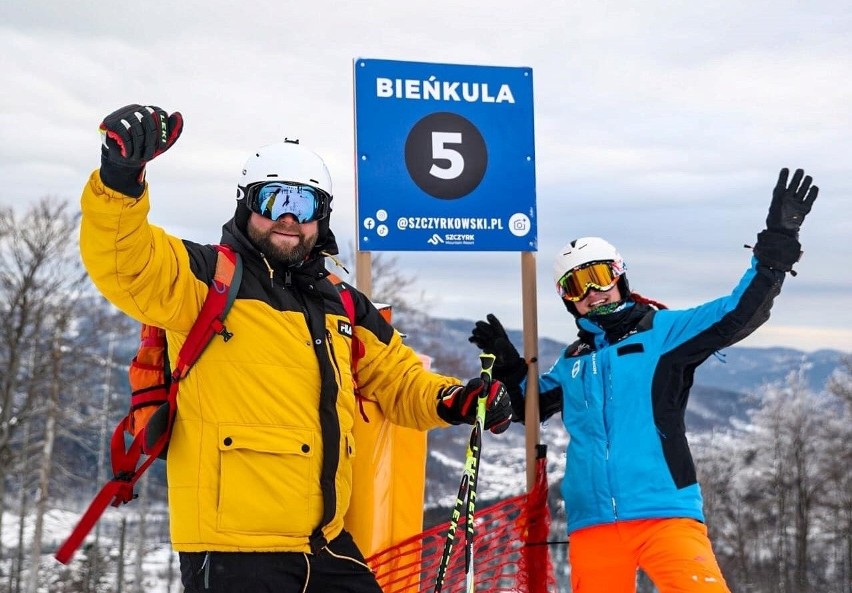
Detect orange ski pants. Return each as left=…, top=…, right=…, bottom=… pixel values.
left=568, top=518, right=731, bottom=593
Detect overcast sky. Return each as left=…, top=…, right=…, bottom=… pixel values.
left=2, top=1, right=850, bottom=354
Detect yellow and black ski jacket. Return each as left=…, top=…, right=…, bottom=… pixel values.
left=79, top=170, right=457, bottom=553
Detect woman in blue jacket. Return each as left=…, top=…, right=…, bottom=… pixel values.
left=469, top=168, right=818, bottom=593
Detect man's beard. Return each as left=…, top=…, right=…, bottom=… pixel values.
left=248, top=222, right=318, bottom=265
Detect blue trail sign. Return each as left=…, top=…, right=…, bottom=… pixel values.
left=354, top=58, right=536, bottom=252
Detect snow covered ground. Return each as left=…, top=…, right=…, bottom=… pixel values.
left=2, top=507, right=179, bottom=592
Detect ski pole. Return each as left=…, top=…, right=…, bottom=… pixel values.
left=433, top=352, right=496, bottom=593
left=464, top=352, right=495, bottom=593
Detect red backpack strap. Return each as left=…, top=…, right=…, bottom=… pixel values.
left=142, top=244, right=242, bottom=454
left=55, top=244, right=242, bottom=565
left=173, top=245, right=242, bottom=376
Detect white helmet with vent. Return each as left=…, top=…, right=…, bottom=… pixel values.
left=237, top=139, right=332, bottom=200
left=552, top=236, right=628, bottom=300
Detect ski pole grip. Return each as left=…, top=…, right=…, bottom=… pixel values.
left=479, top=352, right=496, bottom=388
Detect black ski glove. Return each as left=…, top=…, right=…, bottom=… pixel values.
left=437, top=379, right=512, bottom=434
left=99, top=104, right=184, bottom=197
left=765, top=168, right=818, bottom=238
left=469, top=314, right=528, bottom=391
left=754, top=168, right=818, bottom=272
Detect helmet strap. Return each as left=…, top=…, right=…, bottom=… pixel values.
left=234, top=199, right=251, bottom=231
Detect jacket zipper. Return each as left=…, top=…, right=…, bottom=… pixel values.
left=599, top=351, right=618, bottom=521
left=326, top=330, right=343, bottom=386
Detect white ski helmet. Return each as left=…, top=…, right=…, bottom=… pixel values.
left=553, top=236, right=628, bottom=299
left=237, top=139, right=333, bottom=202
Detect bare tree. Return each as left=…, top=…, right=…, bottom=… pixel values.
left=827, top=355, right=852, bottom=409
left=4, top=199, right=87, bottom=593
left=744, top=372, right=838, bottom=593
left=0, top=207, right=46, bottom=555
left=823, top=357, right=852, bottom=593
left=345, top=248, right=436, bottom=330
left=132, top=472, right=150, bottom=593
left=24, top=319, right=69, bottom=593
left=690, top=360, right=852, bottom=593
left=695, top=431, right=753, bottom=588
left=0, top=199, right=88, bottom=566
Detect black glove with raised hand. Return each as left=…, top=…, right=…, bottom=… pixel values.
left=753, top=168, right=819, bottom=272
left=99, top=104, right=184, bottom=197
left=469, top=314, right=528, bottom=393
left=766, top=168, right=818, bottom=237
left=437, top=379, right=512, bottom=434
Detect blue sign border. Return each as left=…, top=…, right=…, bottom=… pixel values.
left=354, top=58, right=537, bottom=252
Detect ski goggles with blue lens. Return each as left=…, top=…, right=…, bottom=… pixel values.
left=557, top=261, right=620, bottom=302
left=245, top=182, right=330, bottom=223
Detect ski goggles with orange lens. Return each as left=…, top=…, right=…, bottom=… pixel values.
left=245, top=182, right=330, bottom=223
left=557, top=262, right=620, bottom=301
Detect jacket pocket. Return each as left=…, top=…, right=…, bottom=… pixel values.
left=217, top=424, right=317, bottom=535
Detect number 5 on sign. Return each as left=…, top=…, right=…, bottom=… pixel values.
left=405, top=112, right=487, bottom=200
left=430, top=132, right=463, bottom=180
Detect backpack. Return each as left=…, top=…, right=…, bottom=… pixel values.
left=56, top=244, right=242, bottom=564
left=56, top=250, right=362, bottom=564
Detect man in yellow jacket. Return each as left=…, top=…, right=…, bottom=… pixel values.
left=80, top=104, right=512, bottom=593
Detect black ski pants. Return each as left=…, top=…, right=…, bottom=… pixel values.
left=179, top=530, right=383, bottom=593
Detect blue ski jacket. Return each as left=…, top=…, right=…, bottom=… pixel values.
left=534, top=256, right=786, bottom=534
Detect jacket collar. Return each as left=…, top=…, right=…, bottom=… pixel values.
left=576, top=300, right=653, bottom=349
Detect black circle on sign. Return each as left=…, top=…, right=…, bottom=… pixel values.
left=404, top=112, right=487, bottom=200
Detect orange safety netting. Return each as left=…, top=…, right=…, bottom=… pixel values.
left=366, top=451, right=555, bottom=593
